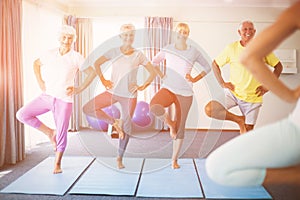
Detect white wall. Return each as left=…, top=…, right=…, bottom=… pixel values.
left=176, top=7, right=300, bottom=129
left=34, top=2, right=300, bottom=130
left=74, top=5, right=299, bottom=130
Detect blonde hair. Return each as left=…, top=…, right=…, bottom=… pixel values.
left=120, top=24, right=135, bottom=34
left=58, top=25, right=77, bottom=43
left=176, top=23, right=190, bottom=34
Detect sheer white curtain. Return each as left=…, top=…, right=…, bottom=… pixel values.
left=22, top=0, right=63, bottom=150
left=144, top=17, right=173, bottom=130
left=64, top=16, right=93, bottom=130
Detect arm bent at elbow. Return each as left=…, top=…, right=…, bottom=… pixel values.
left=240, top=1, right=300, bottom=103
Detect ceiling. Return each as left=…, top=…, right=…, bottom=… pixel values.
left=55, top=0, right=297, bottom=8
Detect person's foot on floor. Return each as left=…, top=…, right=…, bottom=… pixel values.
left=117, top=156, right=125, bottom=169
left=53, top=163, right=62, bottom=174
left=172, top=160, right=180, bottom=169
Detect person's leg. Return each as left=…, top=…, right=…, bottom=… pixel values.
left=206, top=118, right=300, bottom=187
left=83, top=91, right=116, bottom=124
left=117, top=134, right=129, bottom=169
left=205, top=90, right=246, bottom=133
left=150, top=88, right=177, bottom=138
left=172, top=95, right=193, bottom=169
left=83, top=91, right=124, bottom=137
left=52, top=98, right=73, bottom=174
left=239, top=101, right=262, bottom=132
left=115, top=96, right=137, bottom=169
left=54, top=151, right=64, bottom=174
left=16, top=94, right=56, bottom=149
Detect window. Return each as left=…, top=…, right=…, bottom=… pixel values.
left=22, top=1, right=63, bottom=149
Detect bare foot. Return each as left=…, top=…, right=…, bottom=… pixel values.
left=117, top=156, right=125, bottom=169
left=237, top=116, right=247, bottom=134
left=53, top=163, right=62, bottom=174
left=113, top=119, right=124, bottom=139
left=172, top=160, right=180, bottom=169
left=169, top=121, right=177, bottom=140
left=48, top=130, right=57, bottom=151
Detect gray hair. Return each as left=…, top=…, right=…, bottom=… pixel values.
left=238, top=20, right=255, bottom=30
left=58, top=25, right=77, bottom=43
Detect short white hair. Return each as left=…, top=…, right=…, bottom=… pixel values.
left=238, top=20, right=255, bottom=30
left=58, top=25, right=77, bottom=43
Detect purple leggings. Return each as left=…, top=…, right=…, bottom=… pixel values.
left=16, top=94, right=73, bottom=152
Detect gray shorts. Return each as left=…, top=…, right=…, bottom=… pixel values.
left=223, top=89, right=262, bottom=125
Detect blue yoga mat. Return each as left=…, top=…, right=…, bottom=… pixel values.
left=195, top=159, right=272, bottom=199
left=69, top=157, right=144, bottom=196
left=0, top=156, right=94, bottom=196
left=136, top=158, right=204, bottom=198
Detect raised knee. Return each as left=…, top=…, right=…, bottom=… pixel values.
left=16, top=109, right=26, bottom=123
left=150, top=104, right=165, bottom=117
left=205, top=101, right=213, bottom=117
left=82, top=104, right=90, bottom=115
left=205, top=100, right=222, bottom=117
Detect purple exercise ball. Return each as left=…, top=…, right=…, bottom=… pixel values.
left=86, top=105, right=120, bottom=131
left=132, top=101, right=153, bottom=127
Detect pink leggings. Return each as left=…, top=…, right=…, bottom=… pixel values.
left=16, top=94, right=73, bottom=152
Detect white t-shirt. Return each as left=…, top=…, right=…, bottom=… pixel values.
left=152, top=44, right=211, bottom=96
left=290, top=98, right=300, bottom=129
left=40, top=48, right=84, bottom=102
left=103, top=48, right=149, bottom=98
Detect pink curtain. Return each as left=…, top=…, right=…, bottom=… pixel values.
left=64, top=16, right=93, bottom=130
left=144, top=17, right=173, bottom=130
left=0, top=0, right=25, bottom=167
